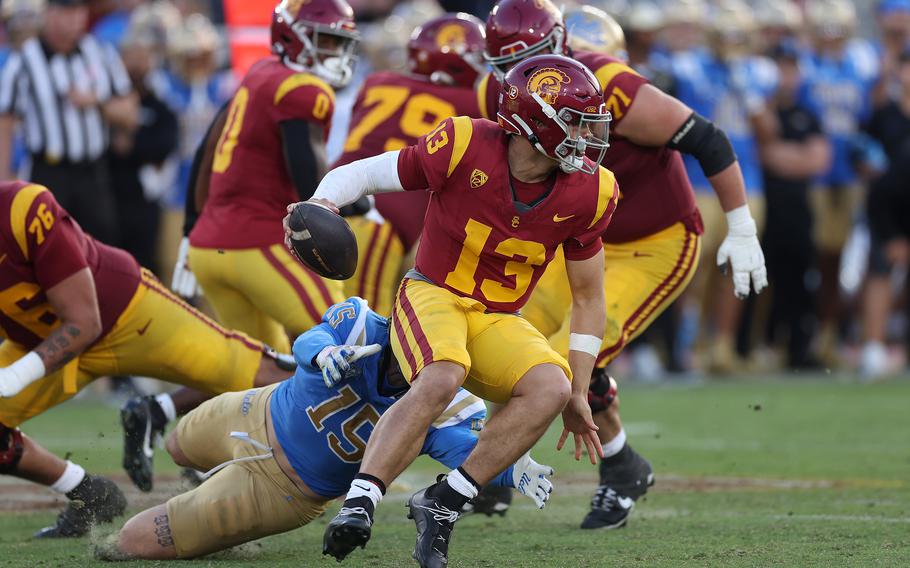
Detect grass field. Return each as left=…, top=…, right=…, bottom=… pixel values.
left=2, top=377, right=909, bottom=567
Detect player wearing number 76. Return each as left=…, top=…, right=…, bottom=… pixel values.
left=107, top=297, right=555, bottom=560
left=175, top=0, right=360, bottom=353
left=288, top=54, right=620, bottom=568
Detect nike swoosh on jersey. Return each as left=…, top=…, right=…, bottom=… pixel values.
left=553, top=213, right=575, bottom=223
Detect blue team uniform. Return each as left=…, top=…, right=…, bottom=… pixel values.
left=672, top=48, right=778, bottom=193
left=799, top=39, right=879, bottom=187
left=151, top=69, right=234, bottom=208
left=269, top=297, right=513, bottom=498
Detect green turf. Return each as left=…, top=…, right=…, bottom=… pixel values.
left=3, top=378, right=909, bottom=567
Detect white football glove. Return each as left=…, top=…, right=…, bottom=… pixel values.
left=171, top=237, right=202, bottom=299
left=316, top=344, right=382, bottom=388
left=717, top=205, right=768, bottom=299
left=512, top=452, right=554, bottom=510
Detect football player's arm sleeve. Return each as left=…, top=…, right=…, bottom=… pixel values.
left=666, top=111, right=738, bottom=178
left=280, top=118, right=326, bottom=202
left=183, top=102, right=229, bottom=236
left=311, top=150, right=404, bottom=207
left=292, top=323, right=341, bottom=371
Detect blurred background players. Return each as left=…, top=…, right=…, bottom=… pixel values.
left=178, top=0, right=359, bottom=353
left=332, top=12, right=485, bottom=315
left=670, top=0, right=774, bottom=373
left=801, top=0, right=880, bottom=367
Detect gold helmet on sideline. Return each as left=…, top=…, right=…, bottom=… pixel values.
left=805, top=0, right=856, bottom=39
left=564, top=5, right=626, bottom=59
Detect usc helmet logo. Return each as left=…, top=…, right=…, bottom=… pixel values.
left=526, top=67, right=571, bottom=105
left=436, top=24, right=467, bottom=51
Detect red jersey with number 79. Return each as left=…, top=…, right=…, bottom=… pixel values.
left=396, top=117, right=619, bottom=313
left=333, top=71, right=482, bottom=251
left=191, top=58, right=336, bottom=249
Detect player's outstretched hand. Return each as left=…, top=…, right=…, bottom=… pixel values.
left=557, top=394, right=603, bottom=465
left=717, top=210, right=768, bottom=299
left=316, top=344, right=382, bottom=388
left=171, top=237, right=202, bottom=299
left=512, top=452, right=554, bottom=509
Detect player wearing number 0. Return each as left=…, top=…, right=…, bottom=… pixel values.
left=108, top=297, right=554, bottom=560
left=177, top=0, right=359, bottom=352
left=0, top=181, right=289, bottom=538
left=480, top=1, right=768, bottom=530
left=333, top=13, right=486, bottom=316
left=292, top=54, right=618, bottom=567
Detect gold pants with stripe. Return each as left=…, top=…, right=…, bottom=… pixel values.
left=523, top=222, right=701, bottom=367
left=188, top=244, right=344, bottom=353
left=390, top=279, right=570, bottom=403
left=343, top=217, right=405, bottom=317
left=0, top=270, right=264, bottom=427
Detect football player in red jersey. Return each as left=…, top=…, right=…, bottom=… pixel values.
left=0, top=181, right=290, bottom=538
left=333, top=13, right=486, bottom=316
left=480, top=0, right=768, bottom=530
left=174, top=0, right=359, bottom=353
left=289, top=54, right=618, bottom=567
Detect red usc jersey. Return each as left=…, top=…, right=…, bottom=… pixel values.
left=476, top=52, right=701, bottom=244
left=334, top=71, right=483, bottom=251
left=0, top=181, right=140, bottom=350
left=397, top=117, right=618, bottom=313
left=191, top=58, right=336, bottom=249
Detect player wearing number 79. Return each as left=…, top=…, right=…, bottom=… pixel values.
left=108, top=297, right=554, bottom=560
left=287, top=54, right=619, bottom=567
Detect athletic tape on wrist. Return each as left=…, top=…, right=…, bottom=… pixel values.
left=569, top=333, right=601, bottom=357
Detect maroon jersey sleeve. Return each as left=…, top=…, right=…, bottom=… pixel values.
left=396, top=116, right=473, bottom=192
left=12, top=186, right=89, bottom=290
left=588, top=59, right=648, bottom=126
left=268, top=73, right=335, bottom=133
left=563, top=172, right=619, bottom=261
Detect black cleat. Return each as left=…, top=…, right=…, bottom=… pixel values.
left=407, top=485, right=461, bottom=568
left=462, top=485, right=512, bottom=517
left=34, top=475, right=127, bottom=538
left=121, top=396, right=166, bottom=492
left=322, top=506, right=372, bottom=562
left=581, top=444, right=655, bottom=530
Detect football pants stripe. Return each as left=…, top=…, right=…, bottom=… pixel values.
left=596, top=231, right=700, bottom=366
left=370, top=224, right=398, bottom=315
left=391, top=286, right=418, bottom=378
left=275, top=246, right=337, bottom=310
left=398, top=280, right=434, bottom=366
left=261, top=246, right=324, bottom=325
left=356, top=221, right=383, bottom=300
left=393, top=284, right=427, bottom=373
left=141, top=269, right=263, bottom=353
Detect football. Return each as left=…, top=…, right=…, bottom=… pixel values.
left=287, top=202, right=358, bottom=280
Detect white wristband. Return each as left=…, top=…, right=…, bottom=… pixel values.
left=6, top=352, right=47, bottom=393
left=569, top=333, right=601, bottom=357
left=725, top=204, right=756, bottom=235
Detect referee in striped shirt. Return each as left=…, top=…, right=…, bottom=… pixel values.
left=0, top=0, right=137, bottom=243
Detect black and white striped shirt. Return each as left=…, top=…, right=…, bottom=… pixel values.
left=0, top=35, right=132, bottom=164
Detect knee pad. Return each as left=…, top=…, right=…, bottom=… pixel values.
left=0, top=424, right=24, bottom=474
left=587, top=369, right=617, bottom=413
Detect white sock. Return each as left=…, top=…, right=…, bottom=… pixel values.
left=51, top=461, right=86, bottom=494
left=446, top=469, right=479, bottom=500
left=345, top=479, right=383, bottom=509
left=602, top=428, right=627, bottom=459
left=155, top=393, right=177, bottom=423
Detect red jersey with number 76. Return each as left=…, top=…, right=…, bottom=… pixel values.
left=333, top=71, right=482, bottom=251
left=396, top=117, right=619, bottom=313
left=190, top=58, right=336, bottom=250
